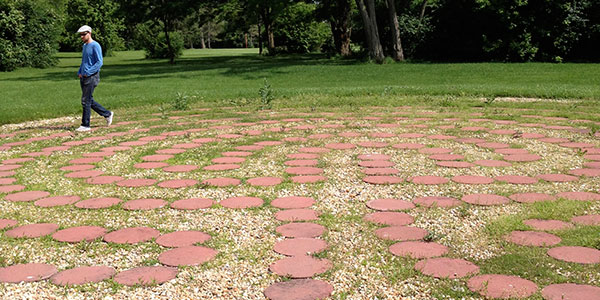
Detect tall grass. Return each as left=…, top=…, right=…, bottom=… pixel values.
left=1, top=49, right=599, bottom=124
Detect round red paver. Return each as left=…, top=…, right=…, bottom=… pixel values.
left=285, top=167, right=323, bottom=175
left=495, top=175, right=538, bottom=184
left=389, top=241, right=448, bottom=258
left=537, top=174, right=578, bottom=182
left=52, top=226, right=107, bottom=243
left=247, top=177, right=283, bottom=186
left=414, top=257, right=479, bottom=279
left=202, top=177, right=241, bottom=187
left=541, top=283, right=600, bottom=300
left=548, top=246, right=600, bottom=264
left=275, top=209, right=320, bottom=222
left=123, top=198, right=167, bottom=210
left=375, top=226, right=428, bottom=241
left=560, top=142, right=595, bottom=149
left=298, top=147, right=330, bottom=154
left=291, top=175, right=326, bottom=183
left=212, top=157, right=246, bottom=164
left=0, top=263, right=58, bottom=283
left=86, top=175, right=124, bottom=185
left=65, top=170, right=104, bottom=178
left=255, top=141, right=282, bottom=146
left=285, top=160, right=318, bottom=167
left=524, top=219, right=573, bottom=231
left=220, top=196, right=263, bottom=208
left=584, top=162, right=600, bottom=169
left=272, top=196, right=315, bottom=209
left=357, top=154, right=391, bottom=160
left=3, top=158, right=33, bottom=164
left=325, top=143, right=355, bottom=150
left=156, top=231, right=211, bottom=247
left=222, top=151, right=252, bottom=157
left=157, top=179, right=198, bottom=188
left=141, top=154, right=173, bottom=162
left=50, top=266, right=115, bottom=286
left=0, top=165, right=21, bottom=171
left=490, top=129, right=518, bottom=135
left=429, top=154, right=464, bottom=161
left=158, top=246, right=217, bottom=267
left=0, top=184, right=25, bottom=193
left=506, top=231, right=561, bottom=246
left=163, top=165, right=198, bottom=172
left=0, top=178, right=17, bottom=185
left=452, top=175, right=494, bottom=184
left=462, top=194, right=510, bottom=206
left=235, top=145, right=263, bottom=151
left=113, top=266, right=177, bottom=286
left=571, top=215, right=600, bottom=226
left=359, top=160, right=395, bottom=168
left=363, top=168, right=399, bottom=175
left=274, top=238, right=328, bottom=256
left=504, top=154, right=542, bottom=162
left=287, top=153, right=319, bottom=159
left=103, top=227, right=160, bottom=244
left=34, top=195, right=81, bottom=207
left=568, top=168, right=600, bottom=177
left=0, top=219, right=17, bottom=229
left=363, top=176, right=403, bottom=185
left=5, top=223, right=59, bottom=238
left=556, top=191, right=600, bottom=201
left=134, top=162, right=169, bottom=169
left=413, top=196, right=461, bottom=208
left=75, top=197, right=121, bottom=209
left=269, top=255, right=331, bottom=278
left=366, top=198, right=415, bottom=211
left=410, top=176, right=448, bottom=185
left=276, top=223, right=326, bottom=238
left=468, top=274, right=538, bottom=299
left=156, top=148, right=186, bottom=154
left=116, top=178, right=157, bottom=187
left=264, top=279, right=333, bottom=300
left=0, top=171, right=16, bottom=178
left=60, top=164, right=95, bottom=171
left=170, top=198, right=214, bottom=210
left=509, top=193, right=556, bottom=203
left=392, top=143, right=425, bottom=150
left=364, top=212, right=414, bottom=226
left=204, top=164, right=240, bottom=171
left=418, top=147, right=452, bottom=154
left=4, top=190, right=50, bottom=202
left=474, top=160, right=512, bottom=167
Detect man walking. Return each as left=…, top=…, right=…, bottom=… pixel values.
left=76, top=25, right=113, bottom=132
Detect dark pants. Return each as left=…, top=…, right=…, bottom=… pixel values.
left=80, top=73, right=110, bottom=127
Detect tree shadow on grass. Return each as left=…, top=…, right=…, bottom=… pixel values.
left=3, top=53, right=361, bottom=82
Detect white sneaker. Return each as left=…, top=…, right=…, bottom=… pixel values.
left=106, top=111, right=114, bottom=126
left=76, top=126, right=91, bottom=132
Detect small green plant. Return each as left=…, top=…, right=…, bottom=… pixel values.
left=258, top=78, right=274, bottom=110
left=381, top=86, right=393, bottom=97
left=158, top=102, right=169, bottom=119
left=173, top=92, right=191, bottom=110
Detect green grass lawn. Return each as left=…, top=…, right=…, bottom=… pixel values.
left=1, top=48, right=600, bottom=125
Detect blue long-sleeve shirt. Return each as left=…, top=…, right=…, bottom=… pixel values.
left=78, top=41, right=103, bottom=76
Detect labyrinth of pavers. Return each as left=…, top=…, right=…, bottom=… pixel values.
left=1, top=108, right=600, bottom=299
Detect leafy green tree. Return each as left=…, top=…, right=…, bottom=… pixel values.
left=60, top=0, right=124, bottom=56
left=0, top=0, right=61, bottom=71
left=273, top=2, right=329, bottom=53
left=316, top=0, right=354, bottom=56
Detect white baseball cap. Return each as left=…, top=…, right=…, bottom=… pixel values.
left=77, top=25, right=92, bottom=33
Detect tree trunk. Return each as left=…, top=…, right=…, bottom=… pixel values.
left=163, top=17, right=175, bottom=64
left=330, top=0, right=352, bottom=56
left=200, top=31, right=206, bottom=49
left=257, top=21, right=263, bottom=54
left=386, top=0, right=404, bottom=61
left=355, top=0, right=384, bottom=63
left=261, top=6, right=275, bottom=54
left=419, top=0, right=428, bottom=22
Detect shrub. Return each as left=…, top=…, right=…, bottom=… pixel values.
left=136, top=22, right=184, bottom=60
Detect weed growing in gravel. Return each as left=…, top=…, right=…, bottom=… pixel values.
left=258, top=78, right=274, bottom=110
left=173, top=92, right=192, bottom=111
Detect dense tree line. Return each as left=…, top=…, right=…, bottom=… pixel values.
left=1, top=0, right=598, bottom=70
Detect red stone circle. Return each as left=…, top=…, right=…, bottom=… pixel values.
left=364, top=212, right=414, bottom=226
left=451, top=175, right=494, bottom=184
left=276, top=223, right=326, bottom=238
left=505, top=231, right=561, bottom=247
left=366, top=198, right=415, bottom=211
left=52, top=226, right=107, bottom=243
left=50, top=266, right=115, bottom=286
left=536, top=174, right=578, bottom=182
left=410, top=176, right=448, bottom=185
left=547, top=246, right=600, bottom=264
left=556, top=191, right=600, bottom=201
left=247, top=177, right=283, bottom=186
left=220, top=196, right=263, bottom=208
left=414, top=257, right=479, bottom=279
left=509, top=193, right=556, bottom=203
left=75, top=197, right=122, bottom=209
left=523, top=219, right=573, bottom=231
left=375, top=226, right=428, bottom=241
left=467, top=274, right=538, bottom=299
left=571, top=215, right=600, bottom=226
left=264, top=279, right=333, bottom=300
left=271, top=196, right=315, bottom=209
left=5, top=191, right=50, bottom=202
left=0, top=263, right=58, bottom=283
left=170, top=198, right=214, bottom=210
left=116, top=179, right=157, bottom=187
left=202, top=177, right=241, bottom=186
left=462, top=194, right=510, bottom=206
left=495, top=175, right=538, bottom=184
left=158, top=246, right=217, bottom=267
left=123, top=198, right=167, bottom=210
left=34, top=195, right=81, bottom=207
left=541, top=283, right=600, bottom=300
left=0, top=219, right=17, bottom=230
left=157, top=179, right=198, bottom=189
left=273, top=238, right=328, bottom=256
left=413, top=196, right=461, bottom=208
left=103, top=227, right=160, bottom=244
left=5, top=223, right=59, bottom=238
left=269, top=255, right=332, bottom=278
